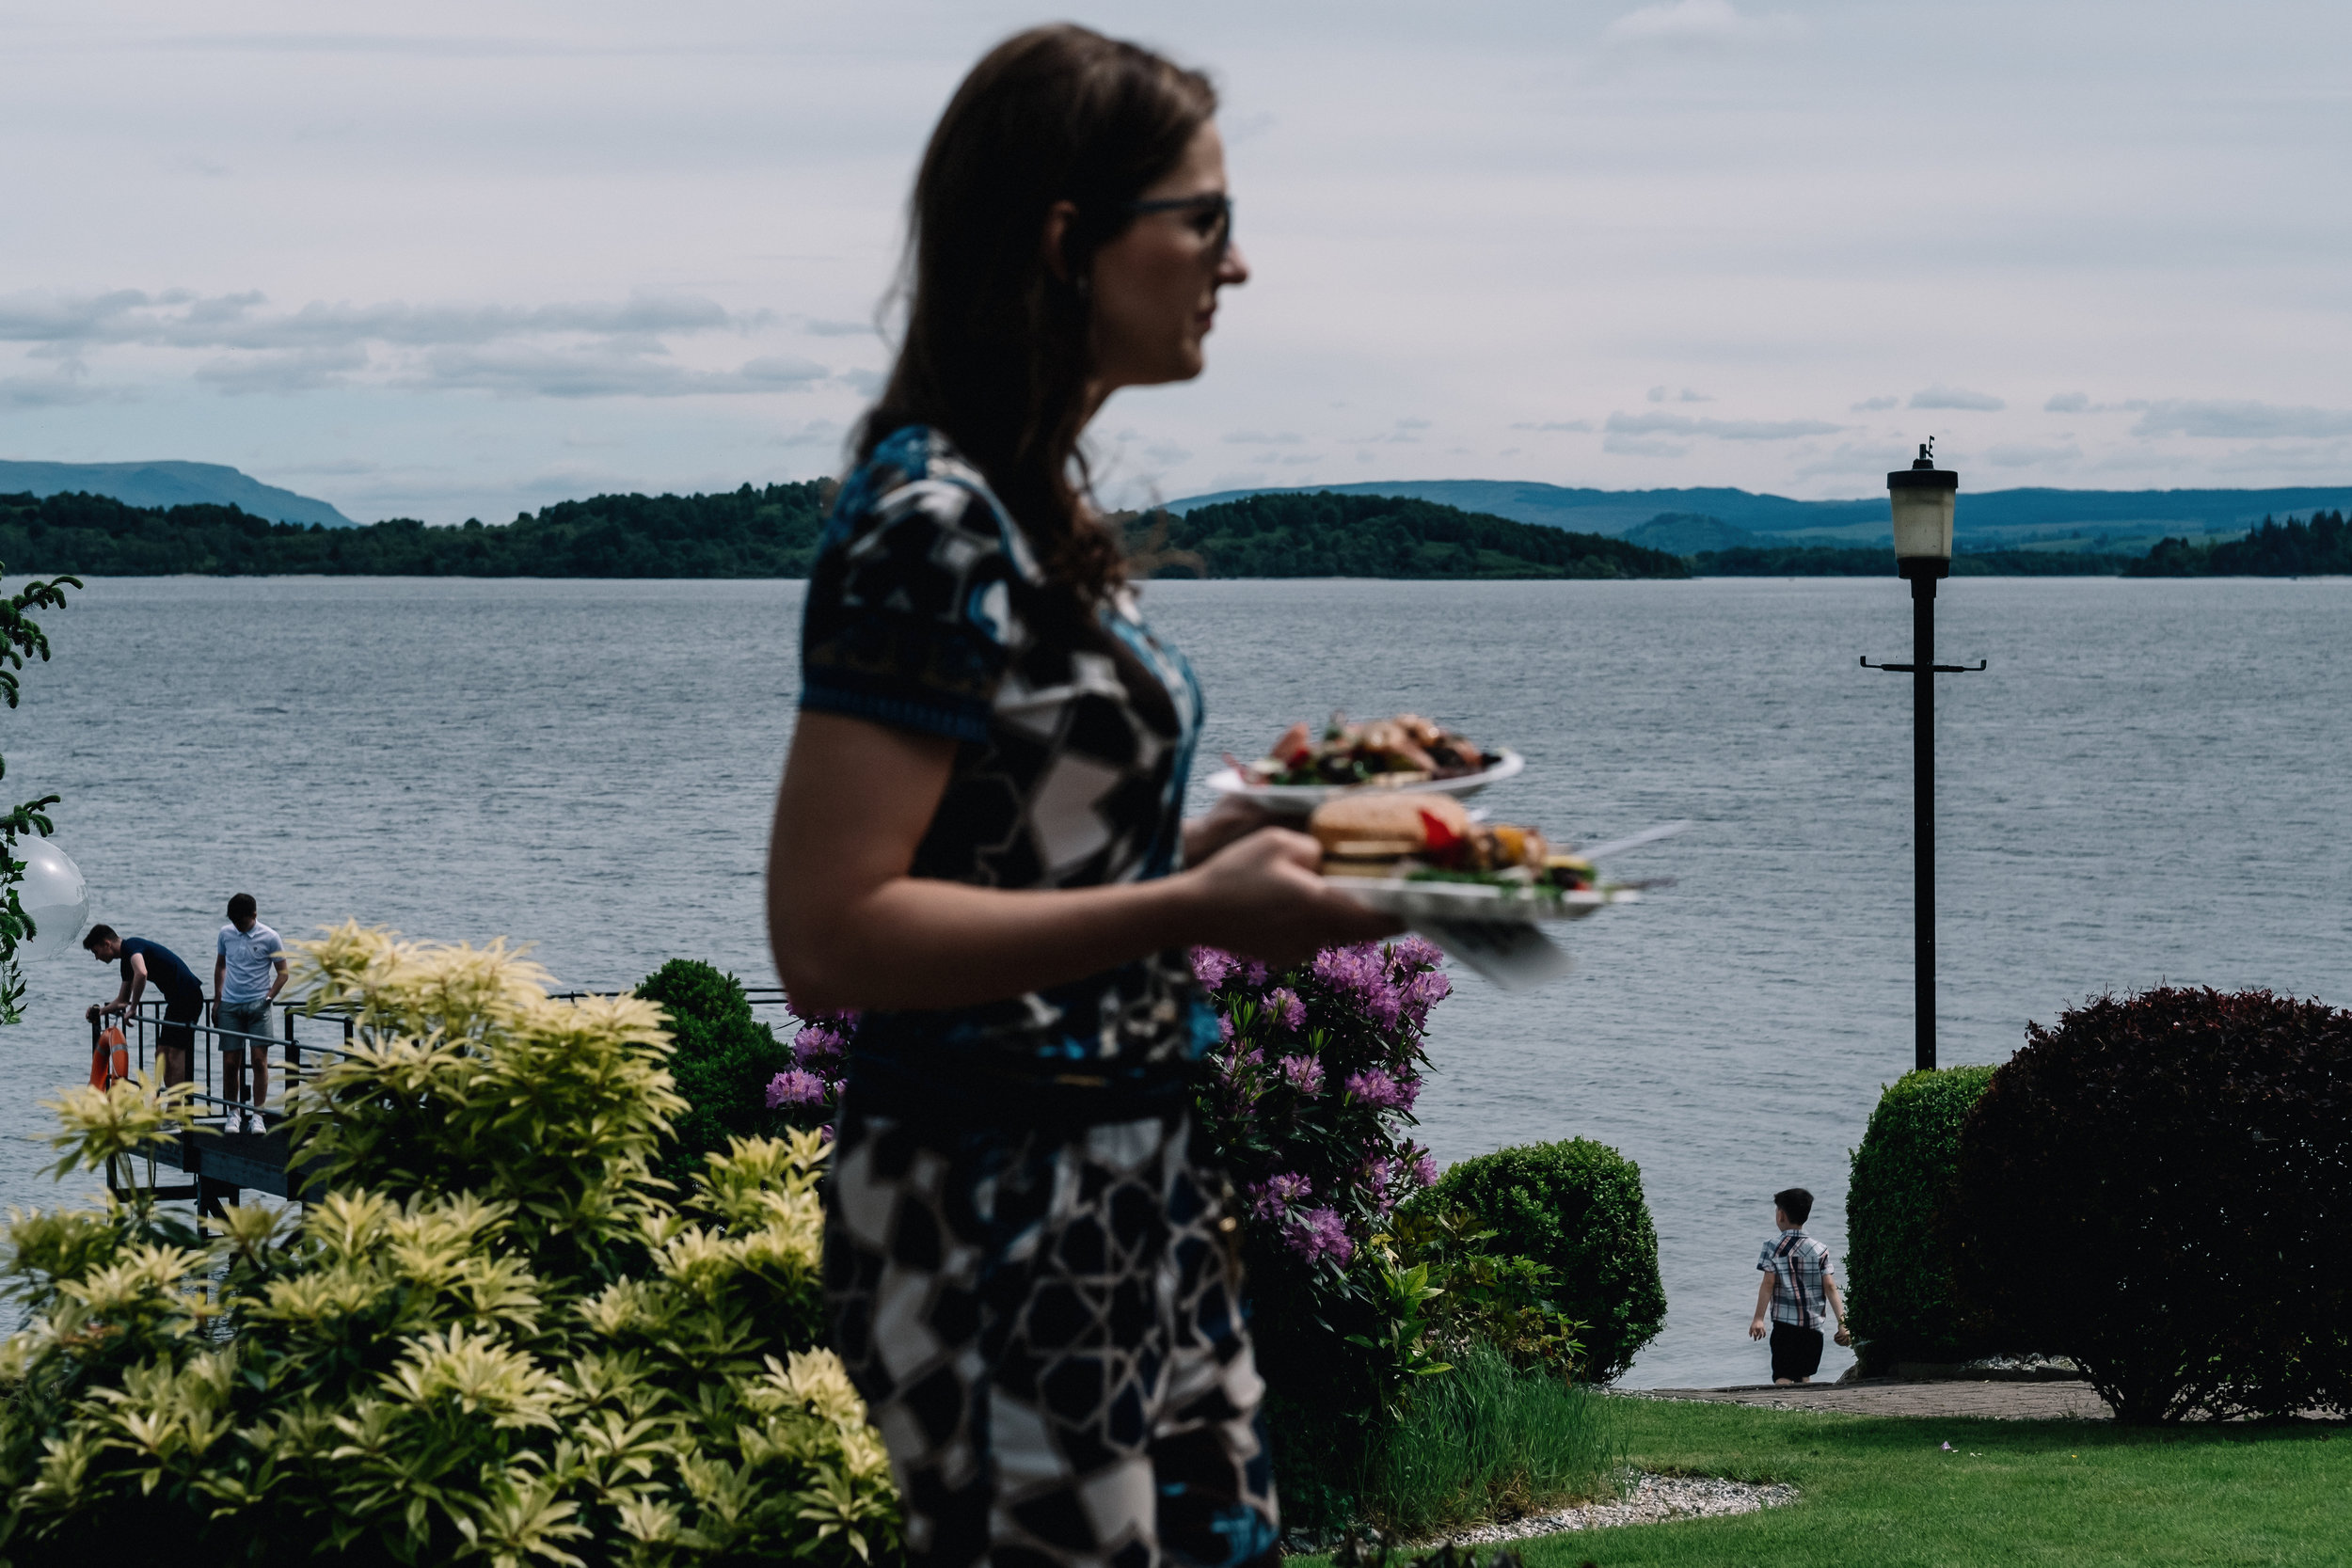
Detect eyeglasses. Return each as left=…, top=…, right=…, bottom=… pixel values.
left=1117, top=193, right=1233, bottom=264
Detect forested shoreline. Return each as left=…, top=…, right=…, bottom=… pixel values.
left=4, top=485, right=2343, bottom=579
left=1136, top=491, right=1690, bottom=578
left=0, top=484, right=832, bottom=577
left=2128, top=511, right=2350, bottom=576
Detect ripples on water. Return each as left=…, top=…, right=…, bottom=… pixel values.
left=4, top=576, right=2345, bottom=1386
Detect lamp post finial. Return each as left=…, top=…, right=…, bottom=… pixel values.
left=1915, top=438, right=1935, bottom=468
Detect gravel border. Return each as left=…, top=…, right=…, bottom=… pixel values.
left=1419, top=1469, right=1798, bottom=1546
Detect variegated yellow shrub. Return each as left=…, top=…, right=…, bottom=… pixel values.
left=0, top=927, right=897, bottom=1567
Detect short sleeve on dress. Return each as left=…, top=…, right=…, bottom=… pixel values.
left=801, top=458, right=1021, bottom=744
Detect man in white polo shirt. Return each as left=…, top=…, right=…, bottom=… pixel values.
left=213, top=893, right=288, bottom=1135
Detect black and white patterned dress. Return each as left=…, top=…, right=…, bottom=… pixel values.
left=801, top=425, right=1277, bottom=1568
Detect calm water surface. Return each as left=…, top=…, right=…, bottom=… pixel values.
left=5, top=576, right=2346, bottom=1386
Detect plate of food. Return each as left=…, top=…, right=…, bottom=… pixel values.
left=1306, top=795, right=1676, bottom=989
left=1309, top=795, right=1635, bottom=926
left=1206, top=713, right=1523, bottom=813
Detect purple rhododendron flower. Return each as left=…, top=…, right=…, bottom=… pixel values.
left=1288, top=1205, right=1354, bottom=1266
left=1400, top=969, right=1453, bottom=1029
left=1391, top=934, right=1446, bottom=974
left=766, top=1069, right=829, bottom=1109
left=1279, top=1054, right=1324, bottom=1096
left=1267, top=988, right=1306, bottom=1034
left=1241, top=959, right=1270, bottom=988
left=1218, top=1012, right=1236, bottom=1043
left=793, top=1023, right=847, bottom=1064
left=1413, top=1150, right=1440, bottom=1187
left=1191, top=946, right=1236, bottom=990
left=1313, top=945, right=1404, bottom=1030
left=1253, top=1170, right=1313, bottom=1221
left=1343, top=1068, right=1407, bottom=1110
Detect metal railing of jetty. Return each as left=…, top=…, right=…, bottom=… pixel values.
left=95, top=984, right=800, bottom=1213
left=95, top=996, right=361, bottom=1211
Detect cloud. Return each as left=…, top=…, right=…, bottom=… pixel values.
left=1223, top=430, right=1304, bottom=444
left=1511, top=420, right=1597, bottom=432
left=400, top=347, right=827, bottom=399
left=1908, top=386, right=2006, bottom=411
left=1646, top=385, right=1712, bottom=403
left=835, top=368, right=885, bottom=397
left=1850, top=395, right=1899, bottom=412
left=1143, top=441, right=1193, bottom=465
left=0, top=288, right=748, bottom=351
left=0, top=366, right=110, bottom=408
left=1603, top=434, right=1692, bottom=457
left=1792, top=442, right=1911, bottom=481
left=1605, top=410, right=1840, bottom=440
left=1394, top=417, right=1433, bottom=431
left=802, top=318, right=877, bottom=337
left=1984, top=442, right=2083, bottom=468
left=2129, top=400, right=2352, bottom=439
left=2044, top=391, right=2090, bottom=412
left=1604, top=0, right=1800, bottom=48
left=195, top=344, right=371, bottom=394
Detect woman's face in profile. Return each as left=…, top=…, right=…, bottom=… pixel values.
left=1089, top=119, right=1250, bottom=393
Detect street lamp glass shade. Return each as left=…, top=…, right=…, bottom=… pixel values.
left=1887, top=456, right=1959, bottom=561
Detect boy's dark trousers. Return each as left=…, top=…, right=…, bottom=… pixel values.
left=1770, top=1322, right=1824, bottom=1381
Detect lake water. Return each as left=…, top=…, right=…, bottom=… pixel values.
left=4, top=575, right=2346, bottom=1387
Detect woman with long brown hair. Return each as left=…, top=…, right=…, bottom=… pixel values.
left=766, top=24, right=1398, bottom=1568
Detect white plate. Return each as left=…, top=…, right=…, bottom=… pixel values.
left=1205, top=749, right=1525, bottom=815
left=1325, top=876, right=1637, bottom=926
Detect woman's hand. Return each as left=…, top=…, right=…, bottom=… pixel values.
left=1179, top=826, right=1403, bottom=967
left=1182, top=792, right=1273, bottom=864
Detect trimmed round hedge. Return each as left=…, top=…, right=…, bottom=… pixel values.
left=1951, top=987, right=2352, bottom=1423
left=1845, top=1064, right=1996, bottom=1366
left=1423, top=1138, right=1666, bottom=1383
left=636, top=958, right=797, bottom=1185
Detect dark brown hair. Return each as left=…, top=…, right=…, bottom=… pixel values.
left=858, top=24, right=1216, bottom=601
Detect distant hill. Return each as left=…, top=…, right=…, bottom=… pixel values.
left=1618, top=513, right=1759, bottom=554
left=1138, top=491, right=1687, bottom=580
left=1167, top=480, right=2352, bottom=552
left=0, top=461, right=353, bottom=527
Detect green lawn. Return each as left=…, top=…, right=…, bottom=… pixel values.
left=1287, top=1398, right=2352, bottom=1568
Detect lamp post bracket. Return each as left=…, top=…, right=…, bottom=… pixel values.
left=1858, top=657, right=1987, bottom=673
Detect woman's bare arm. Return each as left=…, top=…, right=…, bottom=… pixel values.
left=767, top=711, right=1398, bottom=1013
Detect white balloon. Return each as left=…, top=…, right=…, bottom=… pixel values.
left=15, top=840, right=89, bottom=960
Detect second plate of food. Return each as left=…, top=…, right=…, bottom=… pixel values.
left=1207, top=712, right=1523, bottom=813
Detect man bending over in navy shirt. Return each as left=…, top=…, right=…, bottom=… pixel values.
left=85, top=924, right=206, bottom=1087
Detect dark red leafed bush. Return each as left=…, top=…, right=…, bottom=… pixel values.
left=1950, top=987, right=2352, bottom=1422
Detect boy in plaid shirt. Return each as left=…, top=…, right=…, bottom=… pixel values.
left=1748, top=1186, right=1851, bottom=1384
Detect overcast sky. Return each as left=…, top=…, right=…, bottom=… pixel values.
left=5, top=1, right=2349, bottom=522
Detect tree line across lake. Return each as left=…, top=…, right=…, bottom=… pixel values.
left=2, top=484, right=2337, bottom=579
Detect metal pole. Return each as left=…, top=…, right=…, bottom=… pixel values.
left=1912, top=574, right=1936, bottom=1073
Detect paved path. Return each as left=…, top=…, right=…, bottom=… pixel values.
left=1620, top=1379, right=2114, bottom=1420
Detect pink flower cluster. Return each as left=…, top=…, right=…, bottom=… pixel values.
left=1189, top=935, right=1454, bottom=1291
left=1279, top=1054, right=1324, bottom=1096
left=765, top=1069, right=829, bottom=1109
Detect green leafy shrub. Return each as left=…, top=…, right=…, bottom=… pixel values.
left=1951, top=987, right=2352, bottom=1423
left=0, top=925, right=898, bottom=1565
left=1845, top=1064, right=1997, bottom=1365
left=1419, top=1140, right=1666, bottom=1383
left=633, top=959, right=798, bottom=1186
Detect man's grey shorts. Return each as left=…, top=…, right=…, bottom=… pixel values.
left=218, top=1000, right=276, bottom=1054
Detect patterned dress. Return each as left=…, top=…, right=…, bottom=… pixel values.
left=802, top=425, right=1278, bottom=1568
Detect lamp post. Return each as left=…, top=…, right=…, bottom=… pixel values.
left=1860, top=440, right=1979, bottom=1072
